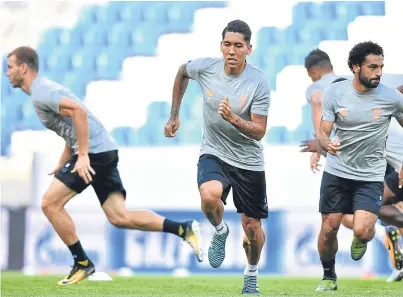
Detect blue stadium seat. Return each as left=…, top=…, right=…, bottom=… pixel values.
left=165, top=2, right=195, bottom=33
left=1, top=75, right=13, bottom=97
left=79, top=4, right=124, bottom=26
left=358, top=1, right=385, bottom=16
left=198, top=1, right=227, bottom=9
left=1, top=128, right=12, bottom=156
left=136, top=119, right=181, bottom=146
left=326, top=2, right=365, bottom=23
left=81, top=25, right=108, bottom=46
left=288, top=44, right=317, bottom=65
left=58, top=27, right=83, bottom=52
left=63, top=71, right=94, bottom=99
left=297, top=25, right=326, bottom=45
left=256, top=27, right=284, bottom=49
left=71, top=48, right=98, bottom=72
left=292, top=123, right=314, bottom=142
left=111, top=126, right=138, bottom=147
left=40, top=28, right=63, bottom=47
left=106, top=23, right=131, bottom=47
left=265, top=126, right=295, bottom=144
left=95, top=46, right=125, bottom=80
left=142, top=2, right=168, bottom=25
left=146, top=101, right=170, bottom=121
left=119, top=2, right=145, bottom=25
left=44, top=49, right=71, bottom=73
left=292, top=2, right=322, bottom=25
left=129, top=24, right=161, bottom=56
left=37, top=70, right=64, bottom=84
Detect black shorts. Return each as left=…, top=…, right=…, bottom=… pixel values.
left=55, top=150, right=126, bottom=205
left=384, top=163, right=403, bottom=202
left=319, top=171, right=384, bottom=215
left=197, top=154, right=268, bottom=219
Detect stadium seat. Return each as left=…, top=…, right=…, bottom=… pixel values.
left=81, top=25, right=108, bottom=47
left=44, top=49, right=71, bottom=73
left=265, top=126, right=295, bottom=144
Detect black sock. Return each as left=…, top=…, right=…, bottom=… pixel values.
left=68, top=240, right=89, bottom=264
left=163, top=219, right=188, bottom=239
left=321, top=259, right=337, bottom=280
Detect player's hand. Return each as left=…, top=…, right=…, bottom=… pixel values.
left=310, top=152, right=322, bottom=174
left=164, top=117, right=180, bottom=137
left=48, top=163, right=64, bottom=175
left=71, top=154, right=95, bottom=184
left=300, top=138, right=320, bottom=153
left=399, top=167, right=403, bottom=189
left=218, top=96, right=235, bottom=122
left=327, top=139, right=340, bottom=155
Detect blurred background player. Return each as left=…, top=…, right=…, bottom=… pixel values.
left=304, top=49, right=343, bottom=173
left=6, top=46, right=203, bottom=286
left=314, top=41, right=403, bottom=291
left=164, top=20, right=270, bottom=295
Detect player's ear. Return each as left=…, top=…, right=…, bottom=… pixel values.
left=247, top=44, right=252, bottom=56
left=220, top=41, right=224, bottom=54
left=352, top=64, right=360, bottom=73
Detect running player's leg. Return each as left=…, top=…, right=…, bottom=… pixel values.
left=52, top=156, right=95, bottom=285
left=94, top=151, right=203, bottom=262
left=230, top=167, right=267, bottom=295
left=351, top=181, right=384, bottom=261
left=102, top=192, right=203, bottom=261
left=316, top=172, right=349, bottom=292
left=380, top=172, right=403, bottom=270
left=381, top=170, right=403, bottom=227
left=241, top=215, right=265, bottom=295
left=196, top=154, right=231, bottom=268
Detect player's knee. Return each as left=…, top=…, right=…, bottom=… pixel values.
left=353, top=225, right=375, bottom=242
left=242, top=217, right=261, bottom=242
left=107, top=210, right=129, bottom=229
left=199, top=182, right=222, bottom=206
left=341, top=215, right=353, bottom=230
left=41, top=195, right=58, bottom=216
left=321, top=217, right=340, bottom=239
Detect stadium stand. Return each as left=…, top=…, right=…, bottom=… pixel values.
left=2, top=0, right=401, bottom=156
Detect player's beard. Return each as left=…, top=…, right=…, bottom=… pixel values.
left=9, top=73, right=23, bottom=88
left=358, top=69, right=379, bottom=89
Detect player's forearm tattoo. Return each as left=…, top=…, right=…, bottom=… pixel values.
left=231, top=115, right=264, bottom=140
left=170, top=64, right=189, bottom=120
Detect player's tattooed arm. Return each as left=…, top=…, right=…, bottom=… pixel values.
left=230, top=113, right=267, bottom=141
left=218, top=96, right=267, bottom=140
left=169, top=64, right=190, bottom=120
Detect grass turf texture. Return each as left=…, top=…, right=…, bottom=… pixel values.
left=1, top=272, right=402, bottom=296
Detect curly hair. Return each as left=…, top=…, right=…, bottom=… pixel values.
left=222, top=20, right=251, bottom=44
left=347, top=41, right=384, bottom=73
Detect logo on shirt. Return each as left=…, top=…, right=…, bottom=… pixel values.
left=239, top=94, right=247, bottom=109
left=207, top=90, right=214, bottom=100
left=372, top=108, right=381, bottom=122
left=338, top=108, right=348, bottom=117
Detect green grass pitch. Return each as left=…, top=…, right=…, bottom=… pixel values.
left=1, top=272, right=402, bottom=296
